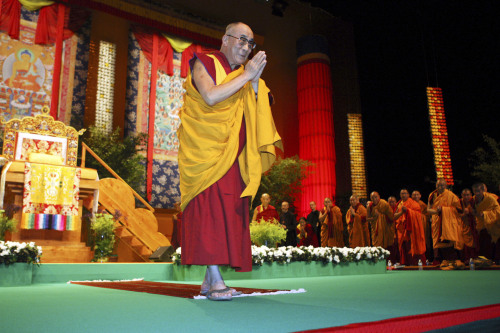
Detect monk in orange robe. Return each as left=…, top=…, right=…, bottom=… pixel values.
left=473, top=183, right=500, bottom=262
left=346, top=195, right=369, bottom=248
left=459, top=188, right=479, bottom=262
left=367, top=192, right=395, bottom=258
left=428, top=179, right=465, bottom=265
left=319, top=197, right=344, bottom=247
left=413, top=190, right=433, bottom=262
left=394, top=189, right=426, bottom=265
left=252, top=193, right=279, bottom=222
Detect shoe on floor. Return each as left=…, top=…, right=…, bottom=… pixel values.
left=206, top=287, right=232, bottom=301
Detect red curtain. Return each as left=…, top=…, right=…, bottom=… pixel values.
left=35, top=3, right=90, bottom=44
left=133, top=24, right=216, bottom=78
left=133, top=24, right=174, bottom=76
left=0, top=0, right=89, bottom=43
left=0, top=0, right=21, bottom=40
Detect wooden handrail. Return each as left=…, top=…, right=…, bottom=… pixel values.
left=81, top=142, right=155, bottom=213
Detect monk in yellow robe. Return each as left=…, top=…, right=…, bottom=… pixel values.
left=473, top=183, right=500, bottom=262
left=319, top=197, right=344, bottom=247
left=394, top=189, right=426, bottom=265
left=178, top=22, right=282, bottom=301
left=367, top=192, right=395, bottom=254
left=428, top=179, right=465, bottom=264
left=346, top=195, right=369, bottom=248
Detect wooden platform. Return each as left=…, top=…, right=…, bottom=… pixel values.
left=3, top=168, right=97, bottom=263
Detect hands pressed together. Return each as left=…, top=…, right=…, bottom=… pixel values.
left=245, top=51, right=267, bottom=83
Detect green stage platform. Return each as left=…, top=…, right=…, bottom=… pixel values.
left=28, top=260, right=386, bottom=284
left=1, top=269, right=499, bottom=333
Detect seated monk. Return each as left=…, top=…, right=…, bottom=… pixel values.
left=428, top=179, right=466, bottom=266
left=473, top=183, right=500, bottom=263
left=252, top=193, right=279, bottom=222
left=394, top=189, right=426, bottom=265
left=346, top=195, right=369, bottom=248
left=297, top=217, right=319, bottom=247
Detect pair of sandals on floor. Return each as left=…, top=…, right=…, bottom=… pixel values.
left=200, top=286, right=242, bottom=301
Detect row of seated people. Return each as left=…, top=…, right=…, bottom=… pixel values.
left=252, top=179, right=500, bottom=269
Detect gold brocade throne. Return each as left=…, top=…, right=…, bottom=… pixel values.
left=0, top=106, right=99, bottom=263
left=1, top=106, right=85, bottom=166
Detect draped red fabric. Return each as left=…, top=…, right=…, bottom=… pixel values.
left=0, top=0, right=90, bottom=43
left=49, top=3, right=65, bottom=119
left=35, top=4, right=90, bottom=45
left=132, top=25, right=174, bottom=76
left=146, top=33, right=159, bottom=201
left=0, top=0, right=21, bottom=40
left=180, top=44, right=201, bottom=78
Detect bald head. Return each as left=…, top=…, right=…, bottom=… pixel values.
left=261, top=193, right=271, bottom=206
left=370, top=192, right=381, bottom=205
left=281, top=201, right=289, bottom=213
left=436, top=179, right=448, bottom=193
left=349, top=195, right=359, bottom=207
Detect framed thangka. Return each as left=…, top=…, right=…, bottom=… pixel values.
left=0, top=18, right=52, bottom=120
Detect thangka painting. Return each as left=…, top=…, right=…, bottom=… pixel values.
left=126, top=32, right=184, bottom=208
left=0, top=8, right=86, bottom=126
left=0, top=18, right=52, bottom=121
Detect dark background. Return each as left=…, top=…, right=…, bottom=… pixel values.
left=314, top=0, right=499, bottom=199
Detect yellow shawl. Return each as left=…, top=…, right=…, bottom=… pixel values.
left=178, top=56, right=282, bottom=211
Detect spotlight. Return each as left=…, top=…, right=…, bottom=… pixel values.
left=272, top=0, right=288, bottom=17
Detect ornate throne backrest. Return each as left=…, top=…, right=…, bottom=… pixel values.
left=1, top=106, right=85, bottom=166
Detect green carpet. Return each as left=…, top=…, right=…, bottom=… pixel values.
left=1, top=270, right=499, bottom=332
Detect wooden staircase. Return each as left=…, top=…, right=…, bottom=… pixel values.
left=97, top=178, right=172, bottom=262
left=79, top=142, right=172, bottom=262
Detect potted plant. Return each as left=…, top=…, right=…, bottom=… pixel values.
left=90, top=212, right=117, bottom=262
left=0, top=206, right=20, bottom=241
left=249, top=218, right=286, bottom=247
left=0, top=240, right=42, bottom=286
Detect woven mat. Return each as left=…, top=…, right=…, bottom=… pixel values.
left=69, top=279, right=306, bottom=299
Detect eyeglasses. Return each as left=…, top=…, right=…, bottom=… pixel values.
left=226, top=34, right=256, bottom=49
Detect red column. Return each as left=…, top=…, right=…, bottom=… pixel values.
left=297, top=35, right=336, bottom=215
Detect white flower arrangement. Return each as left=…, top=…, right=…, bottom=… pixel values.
left=0, top=241, right=42, bottom=266
left=172, top=246, right=389, bottom=266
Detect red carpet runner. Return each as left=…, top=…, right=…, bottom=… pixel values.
left=70, top=280, right=285, bottom=299
left=297, top=303, right=500, bottom=332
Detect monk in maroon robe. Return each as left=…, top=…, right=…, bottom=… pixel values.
left=252, top=193, right=279, bottom=222
left=297, top=217, right=319, bottom=247
left=179, top=22, right=281, bottom=301
left=459, top=189, right=479, bottom=262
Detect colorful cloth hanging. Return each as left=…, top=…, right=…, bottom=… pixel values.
left=22, top=213, right=75, bottom=230
left=22, top=162, right=81, bottom=217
